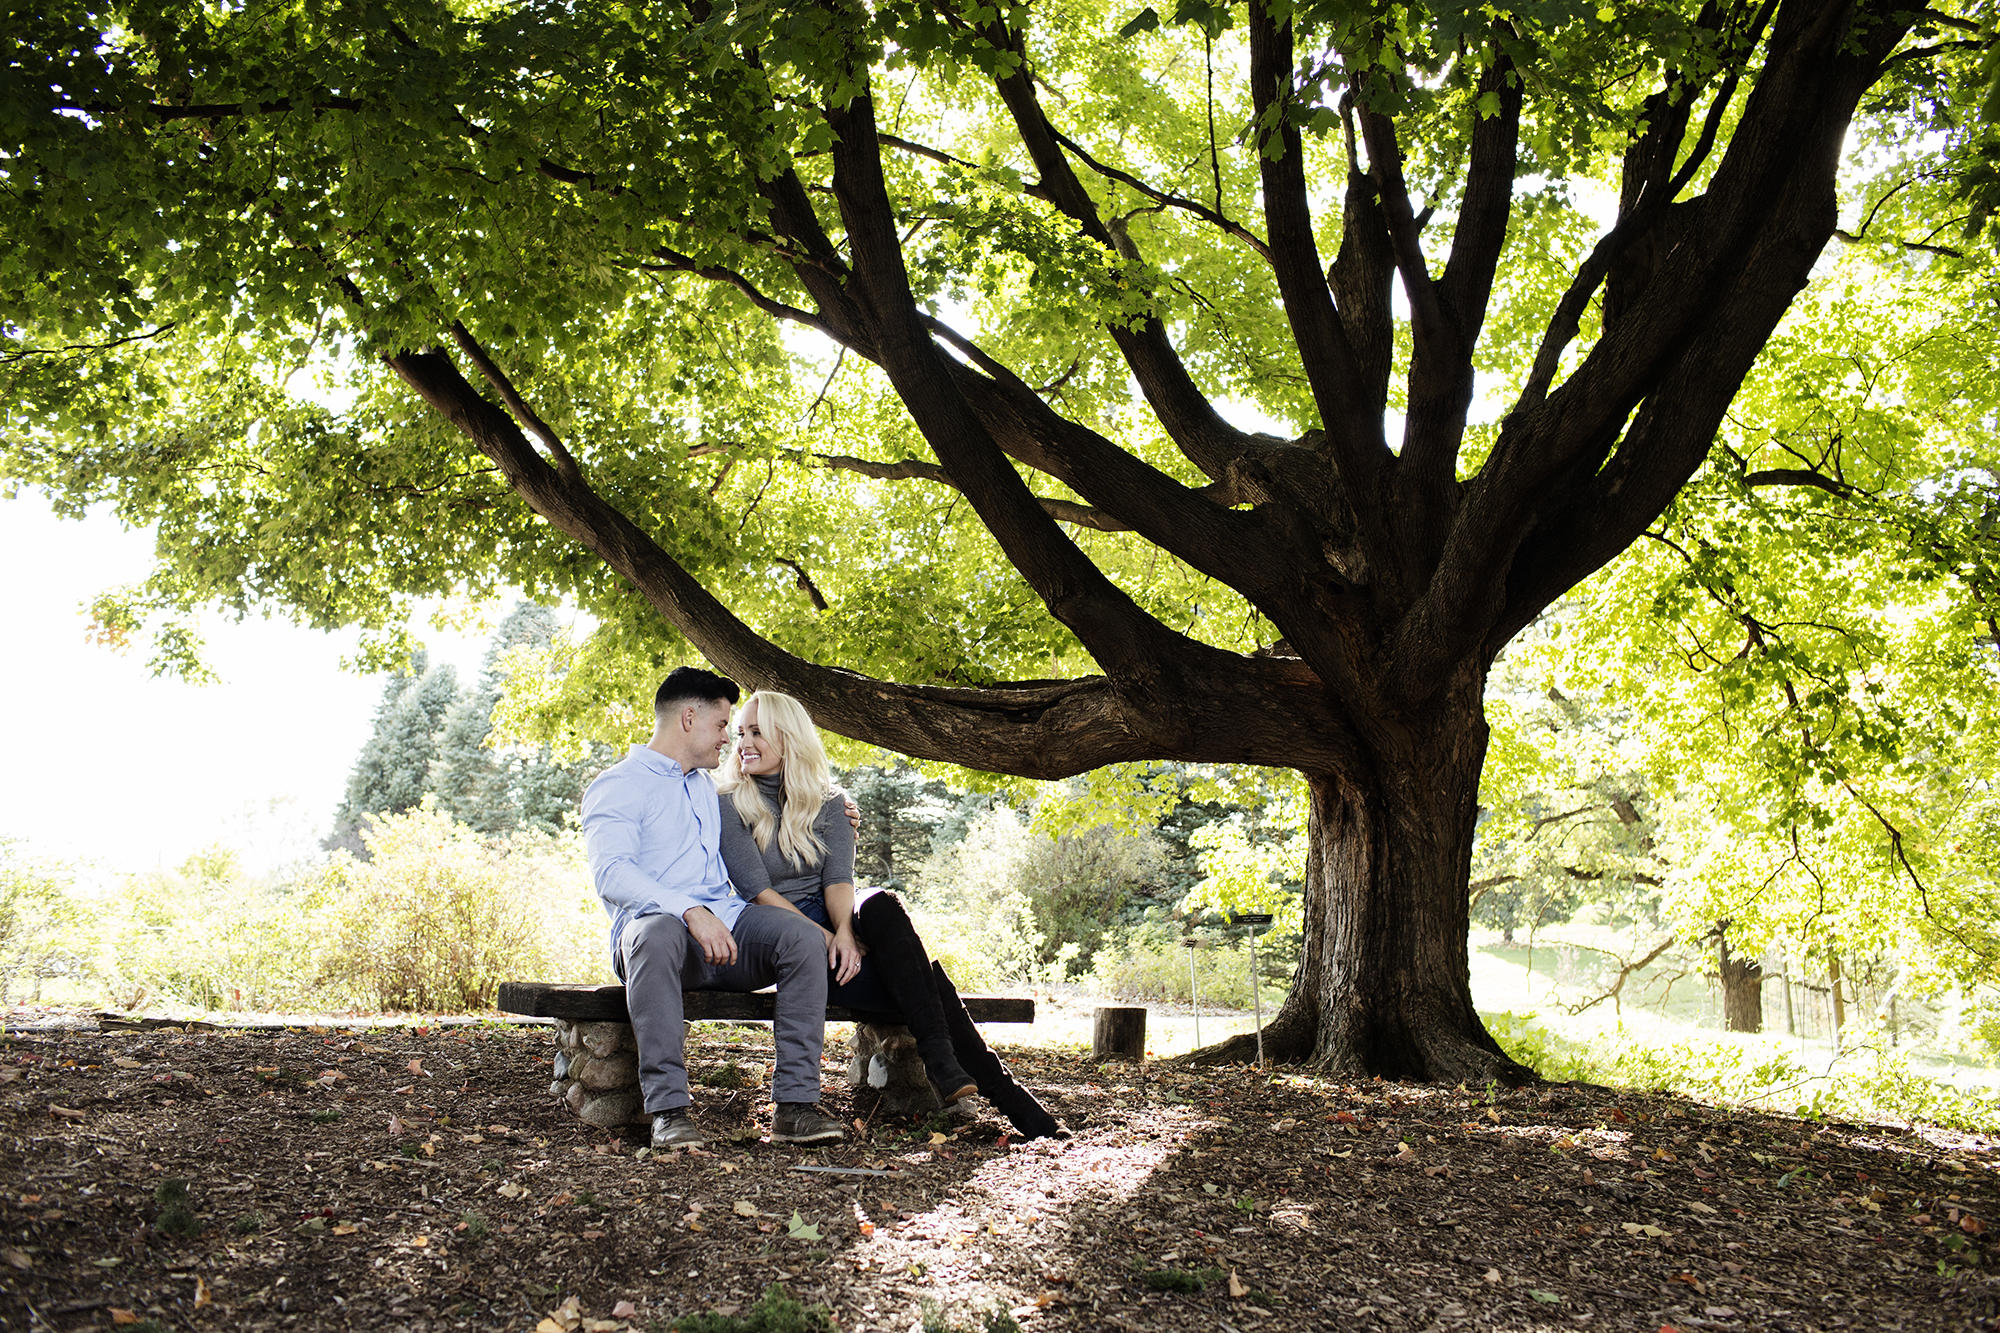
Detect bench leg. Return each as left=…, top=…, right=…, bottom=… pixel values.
left=847, top=1022, right=943, bottom=1117
left=551, top=1019, right=646, bottom=1127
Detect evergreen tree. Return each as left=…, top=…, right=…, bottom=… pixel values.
left=326, top=652, right=461, bottom=854
left=429, top=603, right=561, bottom=832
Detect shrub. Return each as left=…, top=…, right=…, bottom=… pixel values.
left=0, top=842, right=90, bottom=1004
left=1088, top=914, right=1273, bottom=1010
left=313, top=804, right=610, bottom=1011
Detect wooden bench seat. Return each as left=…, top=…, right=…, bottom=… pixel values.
left=497, top=981, right=1035, bottom=1025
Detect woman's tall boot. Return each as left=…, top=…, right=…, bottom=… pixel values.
left=853, top=894, right=978, bottom=1104
left=930, top=961, right=1066, bottom=1140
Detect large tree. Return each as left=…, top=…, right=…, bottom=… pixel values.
left=4, top=0, right=1985, bottom=1079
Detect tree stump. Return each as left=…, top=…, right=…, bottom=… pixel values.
left=1092, top=1006, right=1146, bottom=1061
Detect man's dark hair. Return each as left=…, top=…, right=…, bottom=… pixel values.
left=655, top=666, right=739, bottom=719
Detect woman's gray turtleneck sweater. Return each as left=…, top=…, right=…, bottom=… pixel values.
left=719, top=773, right=856, bottom=908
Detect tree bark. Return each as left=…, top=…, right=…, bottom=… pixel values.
left=1189, top=664, right=1534, bottom=1083
left=1717, top=923, right=1764, bottom=1033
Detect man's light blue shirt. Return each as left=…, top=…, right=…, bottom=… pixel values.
left=581, top=745, right=744, bottom=956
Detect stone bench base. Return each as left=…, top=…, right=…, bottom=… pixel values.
left=501, top=982, right=1034, bottom=1128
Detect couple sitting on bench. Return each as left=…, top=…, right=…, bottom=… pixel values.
left=582, top=666, right=1060, bottom=1151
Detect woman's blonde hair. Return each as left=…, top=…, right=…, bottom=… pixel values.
left=717, top=690, right=832, bottom=870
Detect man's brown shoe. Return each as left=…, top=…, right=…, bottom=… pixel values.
left=650, top=1108, right=708, bottom=1151
left=771, top=1102, right=845, bottom=1143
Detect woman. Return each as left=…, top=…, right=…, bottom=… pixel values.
left=715, top=689, right=1063, bottom=1140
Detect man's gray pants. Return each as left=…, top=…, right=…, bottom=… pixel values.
left=615, top=905, right=828, bottom=1113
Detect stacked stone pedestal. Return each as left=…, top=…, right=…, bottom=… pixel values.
left=549, top=1020, right=645, bottom=1127
left=846, top=1022, right=945, bottom=1116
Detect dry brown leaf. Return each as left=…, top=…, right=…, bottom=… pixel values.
left=1228, top=1270, right=1249, bottom=1299
left=194, top=1275, right=211, bottom=1307
left=2, top=1249, right=30, bottom=1270
left=409, top=1059, right=425, bottom=1076
left=48, top=1105, right=86, bottom=1121
left=408, top=1235, right=430, bottom=1248
left=331, top=1224, right=359, bottom=1236
left=1688, top=1201, right=1718, bottom=1215
left=110, top=1309, right=139, bottom=1325
left=112, top=1057, right=142, bottom=1068
left=733, top=1200, right=759, bottom=1216
left=388, top=1115, right=404, bottom=1137
left=612, top=1301, right=639, bottom=1319
left=929, top=1132, right=949, bottom=1145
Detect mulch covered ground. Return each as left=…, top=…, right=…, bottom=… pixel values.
left=3, top=1014, right=1998, bottom=1332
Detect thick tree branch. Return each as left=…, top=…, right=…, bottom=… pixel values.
left=1246, top=1, right=1391, bottom=553
left=382, top=344, right=1358, bottom=776
left=1743, top=467, right=1858, bottom=497
left=447, top=322, right=581, bottom=482
left=1431, top=0, right=1913, bottom=691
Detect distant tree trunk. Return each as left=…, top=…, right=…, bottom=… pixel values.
left=1192, top=667, right=1533, bottom=1082
left=1717, top=922, right=1763, bottom=1033
left=1829, top=953, right=1846, bottom=1052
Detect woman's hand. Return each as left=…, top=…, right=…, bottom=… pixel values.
left=827, top=925, right=865, bottom=986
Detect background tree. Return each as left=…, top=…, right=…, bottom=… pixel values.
left=5, top=0, right=1989, bottom=1078
left=327, top=652, right=460, bottom=854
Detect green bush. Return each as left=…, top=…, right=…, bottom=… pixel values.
left=1088, top=914, right=1279, bottom=1011
left=1486, top=1010, right=2000, bottom=1131
left=92, top=808, right=613, bottom=1016
left=0, top=842, right=90, bottom=1004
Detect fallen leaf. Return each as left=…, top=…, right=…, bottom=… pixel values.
left=859, top=1221, right=876, bottom=1237
left=717, top=1162, right=739, bottom=1174
left=409, top=1059, right=425, bottom=1076
left=1621, top=1222, right=1671, bottom=1239
left=1688, top=1201, right=1718, bottom=1215
left=388, top=1115, right=404, bottom=1137
left=612, top=1301, right=639, bottom=1319
left=1529, top=1290, right=1561, bottom=1304
left=48, top=1105, right=86, bottom=1121
left=535, top=1321, right=565, bottom=1333
left=408, top=1235, right=430, bottom=1248
left=331, top=1224, right=359, bottom=1236
left=2, top=1249, right=30, bottom=1270
left=1966, top=1215, right=1988, bottom=1235
left=929, top=1132, right=949, bottom=1145
left=112, top=1057, right=142, bottom=1068
left=1482, top=1268, right=1502, bottom=1284
left=110, top=1309, right=140, bottom=1325
left=581, top=1229, right=605, bottom=1240
left=497, top=1182, right=528, bottom=1199
left=1203, top=1183, right=1220, bottom=1194
left=194, top=1275, right=212, bottom=1307
left=1672, top=1273, right=1707, bottom=1294
left=1228, top=1270, right=1249, bottom=1298
left=734, top=1200, right=759, bottom=1216
left=92, top=1256, right=123, bottom=1268
left=1703, top=1307, right=1738, bottom=1319
left=787, top=1210, right=822, bottom=1241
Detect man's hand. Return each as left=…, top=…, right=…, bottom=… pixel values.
left=827, top=926, right=865, bottom=986
left=684, top=906, right=739, bottom=967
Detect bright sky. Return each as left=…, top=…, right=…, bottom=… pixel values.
left=2, top=491, right=496, bottom=879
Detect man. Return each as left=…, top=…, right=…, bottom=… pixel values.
left=581, top=666, right=844, bottom=1150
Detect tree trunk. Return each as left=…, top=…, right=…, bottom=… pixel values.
left=1717, top=924, right=1764, bottom=1033
left=1189, top=666, right=1534, bottom=1083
